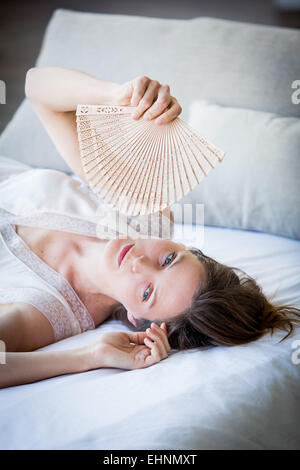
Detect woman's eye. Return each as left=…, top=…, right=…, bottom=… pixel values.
left=143, top=285, right=152, bottom=302
left=162, top=251, right=176, bottom=266
left=142, top=252, right=176, bottom=302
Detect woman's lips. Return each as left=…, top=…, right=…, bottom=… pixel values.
left=118, top=243, right=134, bottom=267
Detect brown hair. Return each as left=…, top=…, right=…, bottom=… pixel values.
left=110, top=247, right=300, bottom=350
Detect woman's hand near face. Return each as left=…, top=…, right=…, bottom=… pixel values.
left=114, top=75, right=182, bottom=126
left=88, top=322, right=171, bottom=370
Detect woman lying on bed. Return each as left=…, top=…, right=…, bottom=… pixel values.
left=1, top=67, right=299, bottom=389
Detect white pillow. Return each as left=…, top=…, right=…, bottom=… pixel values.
left=174, top=100, right=300, bottom=240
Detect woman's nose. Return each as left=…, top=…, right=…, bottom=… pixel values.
left=131, top=254, right=149, bottom=274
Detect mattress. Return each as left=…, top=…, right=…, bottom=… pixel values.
left=0, top=223, right=299, bottom=450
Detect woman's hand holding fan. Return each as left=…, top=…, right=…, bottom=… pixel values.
left=114, top=75, right=182, bottom=126
left=76, top=75, right=226, bottom=217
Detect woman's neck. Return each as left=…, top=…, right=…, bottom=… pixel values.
left=68, top=235, right=120, bottom=325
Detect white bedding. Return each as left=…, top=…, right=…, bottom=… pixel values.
left=0, top=223, right=299, bottom=450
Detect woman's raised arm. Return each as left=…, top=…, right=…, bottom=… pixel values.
left=24, top=67, right=121, bottom=180
left=24, top=68, right=181, bottom=181
left=25, top=66, right=120, bottom=112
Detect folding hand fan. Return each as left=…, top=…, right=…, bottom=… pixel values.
left=76, top=104, right=226, bottom=216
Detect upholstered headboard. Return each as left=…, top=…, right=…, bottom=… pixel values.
left=1, top=9, right=299, bottom=239
left=1, top=8, right=299, bottom=171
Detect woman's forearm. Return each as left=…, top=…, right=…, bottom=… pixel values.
left=0, top=345, right=100, bottom=389
left=24, top=66, right=121, bottom=112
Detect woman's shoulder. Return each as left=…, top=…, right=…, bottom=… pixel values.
left=0, top=301, right=55, bottom=351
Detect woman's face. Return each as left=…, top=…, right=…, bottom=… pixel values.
left=102, top=238, right=206, bottom=326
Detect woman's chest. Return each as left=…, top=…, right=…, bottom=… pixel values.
left=14, top=225, right=113, bottom=326
left=15, top=225, right=77, bottom=272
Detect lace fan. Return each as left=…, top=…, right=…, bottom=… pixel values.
left=76, top=104, right=225, bottom=216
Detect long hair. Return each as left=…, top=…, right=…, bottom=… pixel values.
left=110, top=247, right=300, bottom=350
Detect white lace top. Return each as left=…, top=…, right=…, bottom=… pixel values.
left=0, top=155, right=174, bottom=341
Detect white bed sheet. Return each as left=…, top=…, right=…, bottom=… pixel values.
left=0, top=223, right=299, bottom=450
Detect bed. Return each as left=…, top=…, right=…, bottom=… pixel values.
left=0, top=223, right=299, bottom=450
left=0, top=9, right=299, bottom=450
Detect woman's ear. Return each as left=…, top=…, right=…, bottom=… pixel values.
left=127, top=311, right=138, bottom=327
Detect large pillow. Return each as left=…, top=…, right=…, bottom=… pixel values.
left=173, top=100, right=300, bottom=241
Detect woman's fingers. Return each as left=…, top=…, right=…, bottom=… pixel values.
left=138, top=83, right=169, bottom=120
left=144, top=337, right=162, bottom=364
left=144, top=324, right=168, bottom=359
left=130, top=76, right=151, bottom=107
left=154, top=98, right=182, bottom=125
left=142, top=85, right=172, bottom=121
left=126, top=75, right=182, bottom=127
left=129, top=75, right=182, bottom=127
left=151, top=322, right=171, bottom=352
left=127, top=330, right=148, bottom=345
left=132, top=80, right=160, bottom=120
left=145, top=331, right=166, bottom=359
